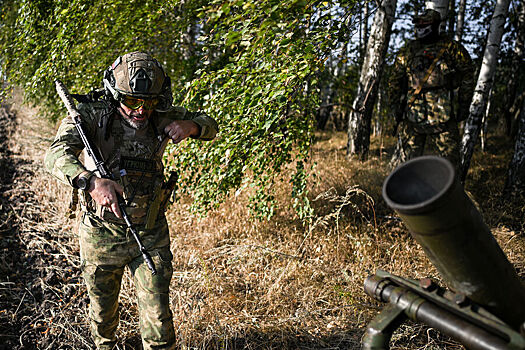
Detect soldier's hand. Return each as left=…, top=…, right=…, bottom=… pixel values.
left=88, top=178, right=124, bottom=218
left=164, top=120, right=200, bottom=144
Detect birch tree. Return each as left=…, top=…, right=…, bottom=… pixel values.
left=460, top=0, right=511, bottom=182
left=347, top=0, right=396, bottom=159
left=454, top=0, right=467, bottom=41
left=447, top=0, right=456, bottom=34
left=504, top=0, right=525, bottom=135
left=504, top=0, right=525, bottom=194
left=504, top=99, right=525, bottom=195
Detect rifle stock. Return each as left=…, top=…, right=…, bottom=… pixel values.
left=55, top=79, right=157, bottom=275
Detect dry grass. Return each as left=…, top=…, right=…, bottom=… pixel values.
left=1, top=95, right=524, bottom=349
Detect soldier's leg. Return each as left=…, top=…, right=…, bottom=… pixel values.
left=129, top=244, right=175, bottom=350
left=390, top=122, right=426, bottom=169
left=81, top=261, right=125, bottom=350
left=432, top=121, right=461, bottom=171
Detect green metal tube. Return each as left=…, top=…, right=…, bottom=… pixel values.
left=382, top=156, right=525, bottom=330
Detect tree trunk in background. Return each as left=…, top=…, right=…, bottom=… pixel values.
left=346, top=0, right=397, bottom=160
left=481, top=87, right=493, bottom=152
left=358, top=2, right=370, bottom=67
left=460, top=0, right=511, bottom=182
left=363, top=2, right=369, bottom=46
left=454, top=0, right=467, bottom=41
left=374, top=87, right=383, bottom=136
left=425, top=0, right=449, bottom=33
left=504, top=0, right=525, bottom=136
left=448, top=0, right=456, bottom=35
left=504, top=98, right=525, bottom=195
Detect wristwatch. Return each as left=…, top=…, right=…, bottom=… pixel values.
left=76, top=171, right=94, bottom=191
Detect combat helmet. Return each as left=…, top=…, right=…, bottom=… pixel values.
left=103, top=51, right=173, bottom=111
left=413, top=9, right=441, bottom=39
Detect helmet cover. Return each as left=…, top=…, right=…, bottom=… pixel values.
left=413, top=9, right=441, bottom=26
left=103, top=51, right=173, bottom=110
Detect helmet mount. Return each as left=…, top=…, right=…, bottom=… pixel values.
left=130, top=68, right=152, bottom=94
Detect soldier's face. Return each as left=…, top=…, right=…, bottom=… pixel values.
left=415, top=24, right=433, bottom=39
left=119, top=102, right=153, bottom=130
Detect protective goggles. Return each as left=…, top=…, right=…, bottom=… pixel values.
left=121, top=95, right=159, bottom=110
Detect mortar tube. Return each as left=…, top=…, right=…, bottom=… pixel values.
left=382, top=156, right=525, bottom=330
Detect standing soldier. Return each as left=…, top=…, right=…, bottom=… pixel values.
left=389, top=9, right=474, bottom=170
left=45, top=52, right=218, bottom=350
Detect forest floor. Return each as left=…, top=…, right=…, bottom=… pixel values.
left=0, top=94, right=524, bottom=350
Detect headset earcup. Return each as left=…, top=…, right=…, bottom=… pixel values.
left=157, top=74, right=173, bottom=111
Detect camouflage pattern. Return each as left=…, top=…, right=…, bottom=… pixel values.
left=80, top=213, right=174, bottom=350
left=104, top=52, right=174, bottom=111
left=111, top=52, right=167, bottom=98
left=389, top=34, right=474, bottom=169
left=390, top=119, right=461, bottom=171
left=45, top=100, right=218, bottom=349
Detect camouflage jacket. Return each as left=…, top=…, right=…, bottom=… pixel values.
left=45, top=99, right=218, bottom=225
left=389, top=35, right=474, bottom=132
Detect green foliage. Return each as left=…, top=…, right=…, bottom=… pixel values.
left=0, top=0, right=357, bottom=220
left=171, top=0, right=334, bottom=220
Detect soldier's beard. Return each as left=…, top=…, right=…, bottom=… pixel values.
left=120, top=108, right=150, bottom=130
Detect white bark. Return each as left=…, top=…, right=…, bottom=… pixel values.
left=347, top=0, right=397, bottom=159
left=460, top=0, right=511, bottom=182
left=481, top=87, right=493, bottom=152
left=425, top=0, right=449, bottom=33
left=454, top=0, right=467, bottom=41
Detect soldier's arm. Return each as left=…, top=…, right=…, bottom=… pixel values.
left=451, top=42, right=475, bottom=120
left=389, top=44, right=410, bottom=120
left=44, top=104, right=96, bottom=187
left=161, top=107, right=218, bottom=143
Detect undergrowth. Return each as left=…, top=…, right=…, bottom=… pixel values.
left=0, top=95, right=523, bottom=349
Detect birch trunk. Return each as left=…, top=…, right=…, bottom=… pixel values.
left=448, top=0, right=456, bottom=35
left=346, top=0, right=397, bottom=159
left=481, top=87, right=493, bottom=152
left=504, top=0, right=525, bottom=135
left=460, top=0, right=511, bottom=182
left=454, top=0, right=467, bottom=41
left=504, top=98, right=525, bottom=195
left=504, top=1, right=525, bottom=194
left=363, top=2, right=369, bottom=45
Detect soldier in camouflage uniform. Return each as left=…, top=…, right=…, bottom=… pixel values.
left=389, top=9, right=474, bottom=170
left=45, top=52, right=218, bottom=350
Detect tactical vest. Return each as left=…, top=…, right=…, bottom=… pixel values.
left=78, top=101, right=173, bottom=228
left=405, top=39, right=456, bottom=133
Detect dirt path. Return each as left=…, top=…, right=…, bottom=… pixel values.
left=0, top=96, right=91, bottom=349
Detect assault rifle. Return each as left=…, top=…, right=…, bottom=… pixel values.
left=363, top=156, right=525, bottom=349
left=55, top=80, right=157, bottom=275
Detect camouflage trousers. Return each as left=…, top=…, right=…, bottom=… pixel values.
left=390, top=119, right=461, bottom=171
left=79, top=212, right=175, bottom=350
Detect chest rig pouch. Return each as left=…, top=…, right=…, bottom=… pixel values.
left=79, top=108, right=176, bottom=229
left=405, top=41, right=454, bottom=133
